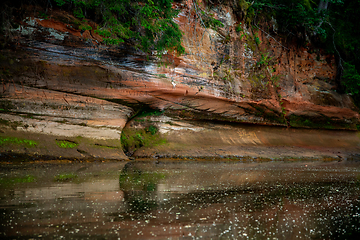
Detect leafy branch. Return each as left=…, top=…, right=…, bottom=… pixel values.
left=53, top=0, right=185, bottom=56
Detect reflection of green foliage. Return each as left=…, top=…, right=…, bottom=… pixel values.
left=0, top=175, right=36, bottom=186
left=54, top=173, right=78, bottom=182
left=126, top=194, right=158, bottom=214
left=56, top=140, right=78, bottom=148
left=0, top=136, right=37, bottom=147
left=119, top=165, right=166, bottom=191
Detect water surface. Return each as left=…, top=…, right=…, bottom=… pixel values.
left=1, top=160, right=360, bottom=239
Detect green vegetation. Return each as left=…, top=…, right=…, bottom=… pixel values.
left=236, top=23, right=243, bottom=33
left=343, top=62, right=360, bottom=97
left=146, top=125, right=158, bottom=135
left=256, top=53, right=273, bottom=67
left=247, top=0, right=360, bottom=107
left=94, top=143, right=119, bottom=149
left=55, top=140, right=78, bottom=148
left=78, top=22, right=92, bottom=32
left=289, top=115, right=322, bottom=129
left=121, top=124, right=166, bottom=155
left=156, top=73, right=167, bottom=78
left=54, top=173, right=78, bottom=182
left=136, top=109, right=164, bottom=119
left=0, top=175, right=36, bottom=186
left=201, top=10, right=224, bottom=30
left=38, top=11, right=49, bottom=19
left=252, top=104, right=285, bottom=124
left=288, top=114, right=354, bottom=129
left=248, top=0, right=326, bottom=35
left=53, top=0, right=185, bottom=56
left=0, top=136, right=38, bottom=147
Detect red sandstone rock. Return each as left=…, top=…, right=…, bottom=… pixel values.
left=1, top=2, right=359, bottom=160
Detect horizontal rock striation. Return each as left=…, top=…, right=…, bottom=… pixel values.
left=0, top=1, right=359, bottom=160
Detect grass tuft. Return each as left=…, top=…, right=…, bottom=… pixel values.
left=56, top=140, right=78, bottom=148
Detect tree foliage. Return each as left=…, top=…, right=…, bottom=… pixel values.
left=247, top=0, right=360, bottom=105
left=2, top=0, right=359, bottom=105
left=249, top=0, right=324, bottom=35
left=53, top=0, right=185, bottom=55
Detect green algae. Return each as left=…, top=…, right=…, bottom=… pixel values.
left=0, top=136, right=38, bottom=147
left=54, top=173, right=78, bottom=182
left=55, top=140, right=78, bottom=148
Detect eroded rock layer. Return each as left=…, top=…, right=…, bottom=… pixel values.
left=0, top=1, right=359, bottom=160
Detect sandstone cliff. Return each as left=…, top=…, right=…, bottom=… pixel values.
left=0, top=1, right=359, bottom=160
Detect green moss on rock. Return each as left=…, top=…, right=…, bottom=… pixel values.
left=56, top=140, right=78, bottom=148
left=121, top=125, right=166, bottom=156
left=0, top=136, right=38, bottom=147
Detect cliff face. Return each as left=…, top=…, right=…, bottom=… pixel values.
left=0, top=1, right=359, bottom=160
left=175, top=1, right=358, bottom=127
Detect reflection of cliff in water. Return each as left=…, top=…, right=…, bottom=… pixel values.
left=1, top=161, right=360, bottom=239
left=116, top=161, right=360, bottom=239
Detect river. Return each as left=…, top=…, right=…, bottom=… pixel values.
left=1, top=160, right=360, bottom=239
